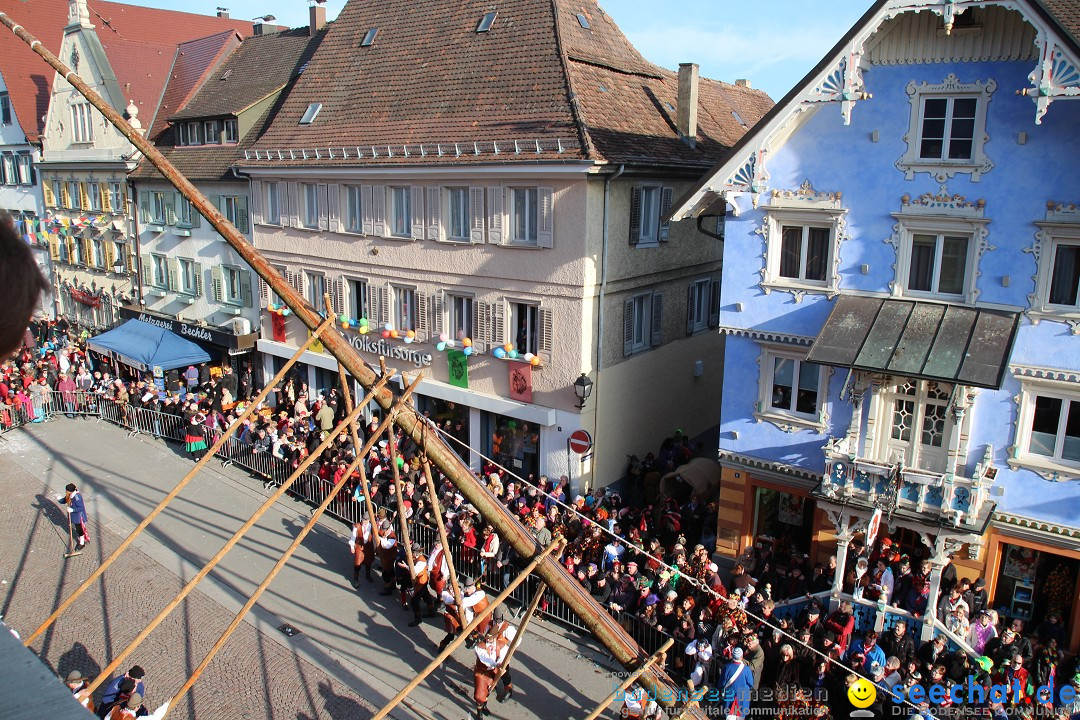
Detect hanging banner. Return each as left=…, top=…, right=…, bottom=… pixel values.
left=308, top=329, right=325, bottom=353
left=447, top=349, right=469, bottom=389
left=70, top=288, right=103, bottom=308
left=271, top=312, right=287, bottom=342
left=508, top=361, right=533, bottom=403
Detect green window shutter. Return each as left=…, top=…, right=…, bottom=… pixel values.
left=629, top=186, right=642, bottom=245
left=237, top=196, right=249, bottom=233
left=166, top=257, right=179, bottom=290
left=164, top=193, right=176, bottom=225
left=240, top=270, right=253, bottom=307
left=140, top=191, right=151, bottom=224
left=211, top=266, right=224, bottom=303
left=193, top=262, right=204, bottom=296
left=141, top=254, right=153, bottom=286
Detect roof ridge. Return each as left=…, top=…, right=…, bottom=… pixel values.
left=550, top=0, right=596, bottom=161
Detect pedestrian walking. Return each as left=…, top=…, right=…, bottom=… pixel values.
left=56, top=482, right=89, bottom=549
left=184, top=414, right=208, bottom=461
left=349, top=517, right=375, bottom=587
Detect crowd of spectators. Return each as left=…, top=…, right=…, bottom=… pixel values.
left=5, top=319, right=1080, bottom=720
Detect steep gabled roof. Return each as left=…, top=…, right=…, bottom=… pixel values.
left=148, top=30, right=243, bottom=139
left=669, top=0, right=1080, bottom=220
left=132, top=27, right=328, bottom=183
left=171, top=27, right=327, bottom=121
left=245, top=0, right=771, bottom=169
left=0, top=0, right=253, bottom=142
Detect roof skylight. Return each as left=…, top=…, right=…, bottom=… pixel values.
left=476, top=12, right=497, bottom=33
left=360, top=28, right=378, bottom=47
left=576, top=13, right=590, bottom=29
left=299, top=103, right=322, bottom=125
left=731, top=110, right=746, bottom=127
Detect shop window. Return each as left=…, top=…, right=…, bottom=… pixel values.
left=751, top=487, right=814, bottom=559
left=482, top=410, right=540, bottom=479
left=991, top=543, right=1076, bottom=635
left=419, top=397, right=471, bottom=465
left=755, top=348, right=828, bottom=432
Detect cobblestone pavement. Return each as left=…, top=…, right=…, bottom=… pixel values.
left=0, top=446, right=373, bottom=720
left=0, top=419, right=622, bottom=720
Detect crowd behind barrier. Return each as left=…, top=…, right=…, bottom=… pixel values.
left=6, top=318, right=1080, bottom=719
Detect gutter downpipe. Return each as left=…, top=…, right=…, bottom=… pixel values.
left=593, top=163, right=624, bottom=490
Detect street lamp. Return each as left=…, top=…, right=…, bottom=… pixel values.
left=573, top=373, right=593, bottom=409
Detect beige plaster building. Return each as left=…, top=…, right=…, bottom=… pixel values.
left=242, top=0, right=772, bottom=490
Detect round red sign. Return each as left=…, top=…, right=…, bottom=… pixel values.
left=569, top=429, right=592, bottom=455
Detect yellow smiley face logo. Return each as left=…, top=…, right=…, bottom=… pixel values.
left=848, top=677, right=877, bottom=709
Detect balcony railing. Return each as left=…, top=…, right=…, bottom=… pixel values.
left=819, top=440, right=995, bottom=530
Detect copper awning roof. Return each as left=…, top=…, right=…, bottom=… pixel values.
left=806, top=296, right=1020, bottom=389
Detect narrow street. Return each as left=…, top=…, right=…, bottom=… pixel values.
left=0, top=418, right=621, bottom=720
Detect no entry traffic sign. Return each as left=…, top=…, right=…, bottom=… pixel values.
left=568, top=429, right=592, bottom=455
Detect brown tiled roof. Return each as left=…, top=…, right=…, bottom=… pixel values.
left=0, top=0, right=253, bottom=143
left=148, top=30, right=243, bottom=139
left=171, top=27, right=327, bottom=121
left=132, top=28, right=327, bottom=182
left=245, top=0, right=772, bottom=170
left=1039, top=0, right=1080, bottom=46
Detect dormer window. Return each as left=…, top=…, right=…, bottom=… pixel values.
left=204, top=120, right=220, bottom=144
left=186, top=122, right=202, bottom=146
left=223, top=118, right=238, bottom=143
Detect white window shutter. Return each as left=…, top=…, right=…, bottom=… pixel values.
left=623, top=298, right=634, bottom=356
left=411, top=186, right=425, bottom=240
left=237, top=196, right=249, bottom=233
left=629, top=186, right=642, bottom=244
left=287, top=182, right=300, bottom=228
left=193, top=262, right=204, bottom=297
left=377, top=284, right=390, bottom=325
left=474, top=301, right=489, bottom=349
left=361, top=185, right=374, bottom=235
left=490, top=300, right=505, bottom=347
left=432, top=291, right=445, bottom=336
left=538, top=308, right=552, bottom=362
left=686, top=284, right=696, bottom=335
left=166, top=257, right=179, bottom=290
left=372, top=185, right=386, bottom=237
left=141, top=253, right=152, bottom=287
left=659, top=186, right=673, bottom=241
left=426, top=186, right=441, bottom=240
left=317, top=184, right=329, bottom=231
left=650, top=292, right=663, bottom=347
left=259, top=274, right=269, bottom=307
left=416, top=291, right=429, bottom=339
left=486, top=186, right=504, bottom=244
left=251, top=181, right=263, bottom=225
left=537, top=186, right=553, bottom=248
left=327, top=183, right=340, bottom=232
left=469, top=187, right=485, bottom=243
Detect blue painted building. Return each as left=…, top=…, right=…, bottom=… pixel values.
left=671, top=0, right=1080, bottom=649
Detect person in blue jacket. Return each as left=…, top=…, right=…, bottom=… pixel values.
left=720, top=646, right=755, bottom=719
left=846, top=630, right=887, bottom=676
left=57, top=482, right=88, bottom=548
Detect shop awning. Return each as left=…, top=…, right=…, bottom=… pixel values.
left=806, top=296, right=1020, bottom=389
left=87, top=319, right=211, bottom=372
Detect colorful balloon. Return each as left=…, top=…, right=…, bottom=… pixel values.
left=529, top=355, right=540, bottom=366
left=339, top=314, right=349, bottom=323
left=403, top=336, right=413, bottom=344
left=381, top=330, right=391, bottom=339
left=436, top=342, right=446, bottom=351
left=507, top=350, right=518, bottom=359
left=359, top=326, right=369, bottom=335
left=341, top=322, right=350, bottom=329
left=359, top=318, right=369, bottom=327
left=282, top=309, right=291, bottom=316
left=523, top=353, right=534, bottom=362
left=463, top=346, right=473, bottom=357
left=384, top=322, right=394, bottom=331
left=493, top=347, right=506, bottom=359
left=503, top=343, right=513, bottom=352
left=438, top=332, right=449, bottom=343
left=390, top=329, right=399, bottom=338
left=406, top=330, right=415, bottom=339
left=462, top=337, right=473, bottom=348
left=446, top=340, right=456, bottom=348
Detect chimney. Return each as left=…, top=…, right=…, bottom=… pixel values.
left=735, top=78, right=751, bottom=89
left=216, top=9, right=229, bottom=18
left=677, top=63, right=699, bottom=149
left=309, top=1, right=327, bottom=36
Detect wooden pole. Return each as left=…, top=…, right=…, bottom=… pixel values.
left=325, top=293, right=380, bottom=546
left=84, top=377, right=390, bottom=696
left=371, top=539, right=561, bottom=720
left=387, top=418, right=416, bottom=580
left=420, top=457, right=466, bottom=629
left=23, top=315, right=336, bottom=647
left=495, top=580, right=547, bottom=677
left=0, top=16, right=698, bottom=712
left=160, top=378, right=422, bottom=719
left=581, top=638, right=674, bottom=720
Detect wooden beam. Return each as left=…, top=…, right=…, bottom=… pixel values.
left=582, top=638, right=674, bottom=720
left=370, top=539, right=561, bottom=720
left=420, top=457, right=466, bottom=629
left=22, top=315, right=336, bottom=647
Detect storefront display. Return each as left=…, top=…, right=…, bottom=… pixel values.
left=482, top=410, right=540, bottom=480
left=751, top=487, right=815, bottom=560
left=418, top=397, right=470, bottom=463
left=993, top=542, right=1077, bottom=632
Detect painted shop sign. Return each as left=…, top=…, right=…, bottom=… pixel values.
left=346, top=332, right=432, bottom=369
left=119, top=306, right=246, bottom=349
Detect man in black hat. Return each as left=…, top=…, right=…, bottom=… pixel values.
left=56, top=482, right=89, bottom=549
left=97, top=666, right=145, bottom=719
left=968, top=577, right=988, bottom=617
left=472, top=606, right=516, bottom=718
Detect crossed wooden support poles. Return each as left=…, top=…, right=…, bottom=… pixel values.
left=0, top=10, right=704, bottom=720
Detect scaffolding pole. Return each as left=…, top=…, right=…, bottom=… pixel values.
left=0, top=13, right=697, bottom=714
left=160, top=377, right=421, bottom=718
left=84, top=378, right=390, bottom=695
left=371, top=538, right=561, bottom=720
left=22, top=315, right=336, bottom=647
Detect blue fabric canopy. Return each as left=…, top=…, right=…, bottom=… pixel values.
left=87, top=319, right=211, bottom=372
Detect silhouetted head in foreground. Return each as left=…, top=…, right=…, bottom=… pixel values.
left=0, top=211, right=48, bottom=357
